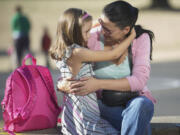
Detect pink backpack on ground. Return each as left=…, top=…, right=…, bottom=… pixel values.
left=1, top=54, right=62, bottom=134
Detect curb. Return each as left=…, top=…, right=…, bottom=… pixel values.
left=1, top=116, right=180, bottom=135
left=151, top=116, right=180, bottom=135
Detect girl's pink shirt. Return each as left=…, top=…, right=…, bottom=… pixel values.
left=88, top=28, right=156, bottom=104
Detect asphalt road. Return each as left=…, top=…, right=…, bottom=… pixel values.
left=148, top=60, right=180, bottom=116
left=1, top=60, right=180, bottom=121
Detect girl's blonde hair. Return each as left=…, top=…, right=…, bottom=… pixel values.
left=50, top=8, right=92, bottom=60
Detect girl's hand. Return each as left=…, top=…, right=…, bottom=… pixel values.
left=70, top=77, right=99, bottom=96
left=129, top=27, right=136, bottom=39
left=57, top=77, right=76, bottom=93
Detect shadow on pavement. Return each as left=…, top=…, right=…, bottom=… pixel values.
left=0, top=50, right=7, bottom=56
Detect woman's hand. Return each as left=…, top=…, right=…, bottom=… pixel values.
left=70, top=77, right=99, bottom=96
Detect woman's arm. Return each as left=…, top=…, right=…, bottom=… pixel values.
left=126, top=33, right=151, bottom=91
left=73, top=29, right=135, bottom=63
left=70, top=33, right=151, bottom=95
left=69, top=77, right=130, bottom=96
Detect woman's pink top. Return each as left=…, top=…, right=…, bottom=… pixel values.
left=88, top=27, right=156, bottom=104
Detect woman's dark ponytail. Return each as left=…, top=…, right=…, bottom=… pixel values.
left=133, top=7, right=154, bottom=60
left=132, top=8, right=138, bottom=27
left=135, top=25, right=154, bottom=60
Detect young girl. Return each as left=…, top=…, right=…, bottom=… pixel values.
left=50, top=8, right=135, bottom=135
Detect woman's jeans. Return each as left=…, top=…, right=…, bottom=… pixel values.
left=98, top=96, right=154, bottom=135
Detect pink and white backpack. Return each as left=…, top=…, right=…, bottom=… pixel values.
left=1, top=54, right=61, bottom=134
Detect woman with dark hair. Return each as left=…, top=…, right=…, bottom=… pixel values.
left=58, top=1, right=156, bottom=135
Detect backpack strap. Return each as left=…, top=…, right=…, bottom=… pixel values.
left=128, top=43, right=133, bottom=75
left=1, top=75, right=12, bottom=112
left=17, top=67, right=37, bottom=120
left=36, top=67, right=62, bottom=112
left=3, top=67, right=37, bottom=133
left=3, top=117, right=21, bottom=135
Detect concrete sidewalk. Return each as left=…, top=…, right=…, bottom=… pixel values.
left=0, top=59, right=180, bottom=135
